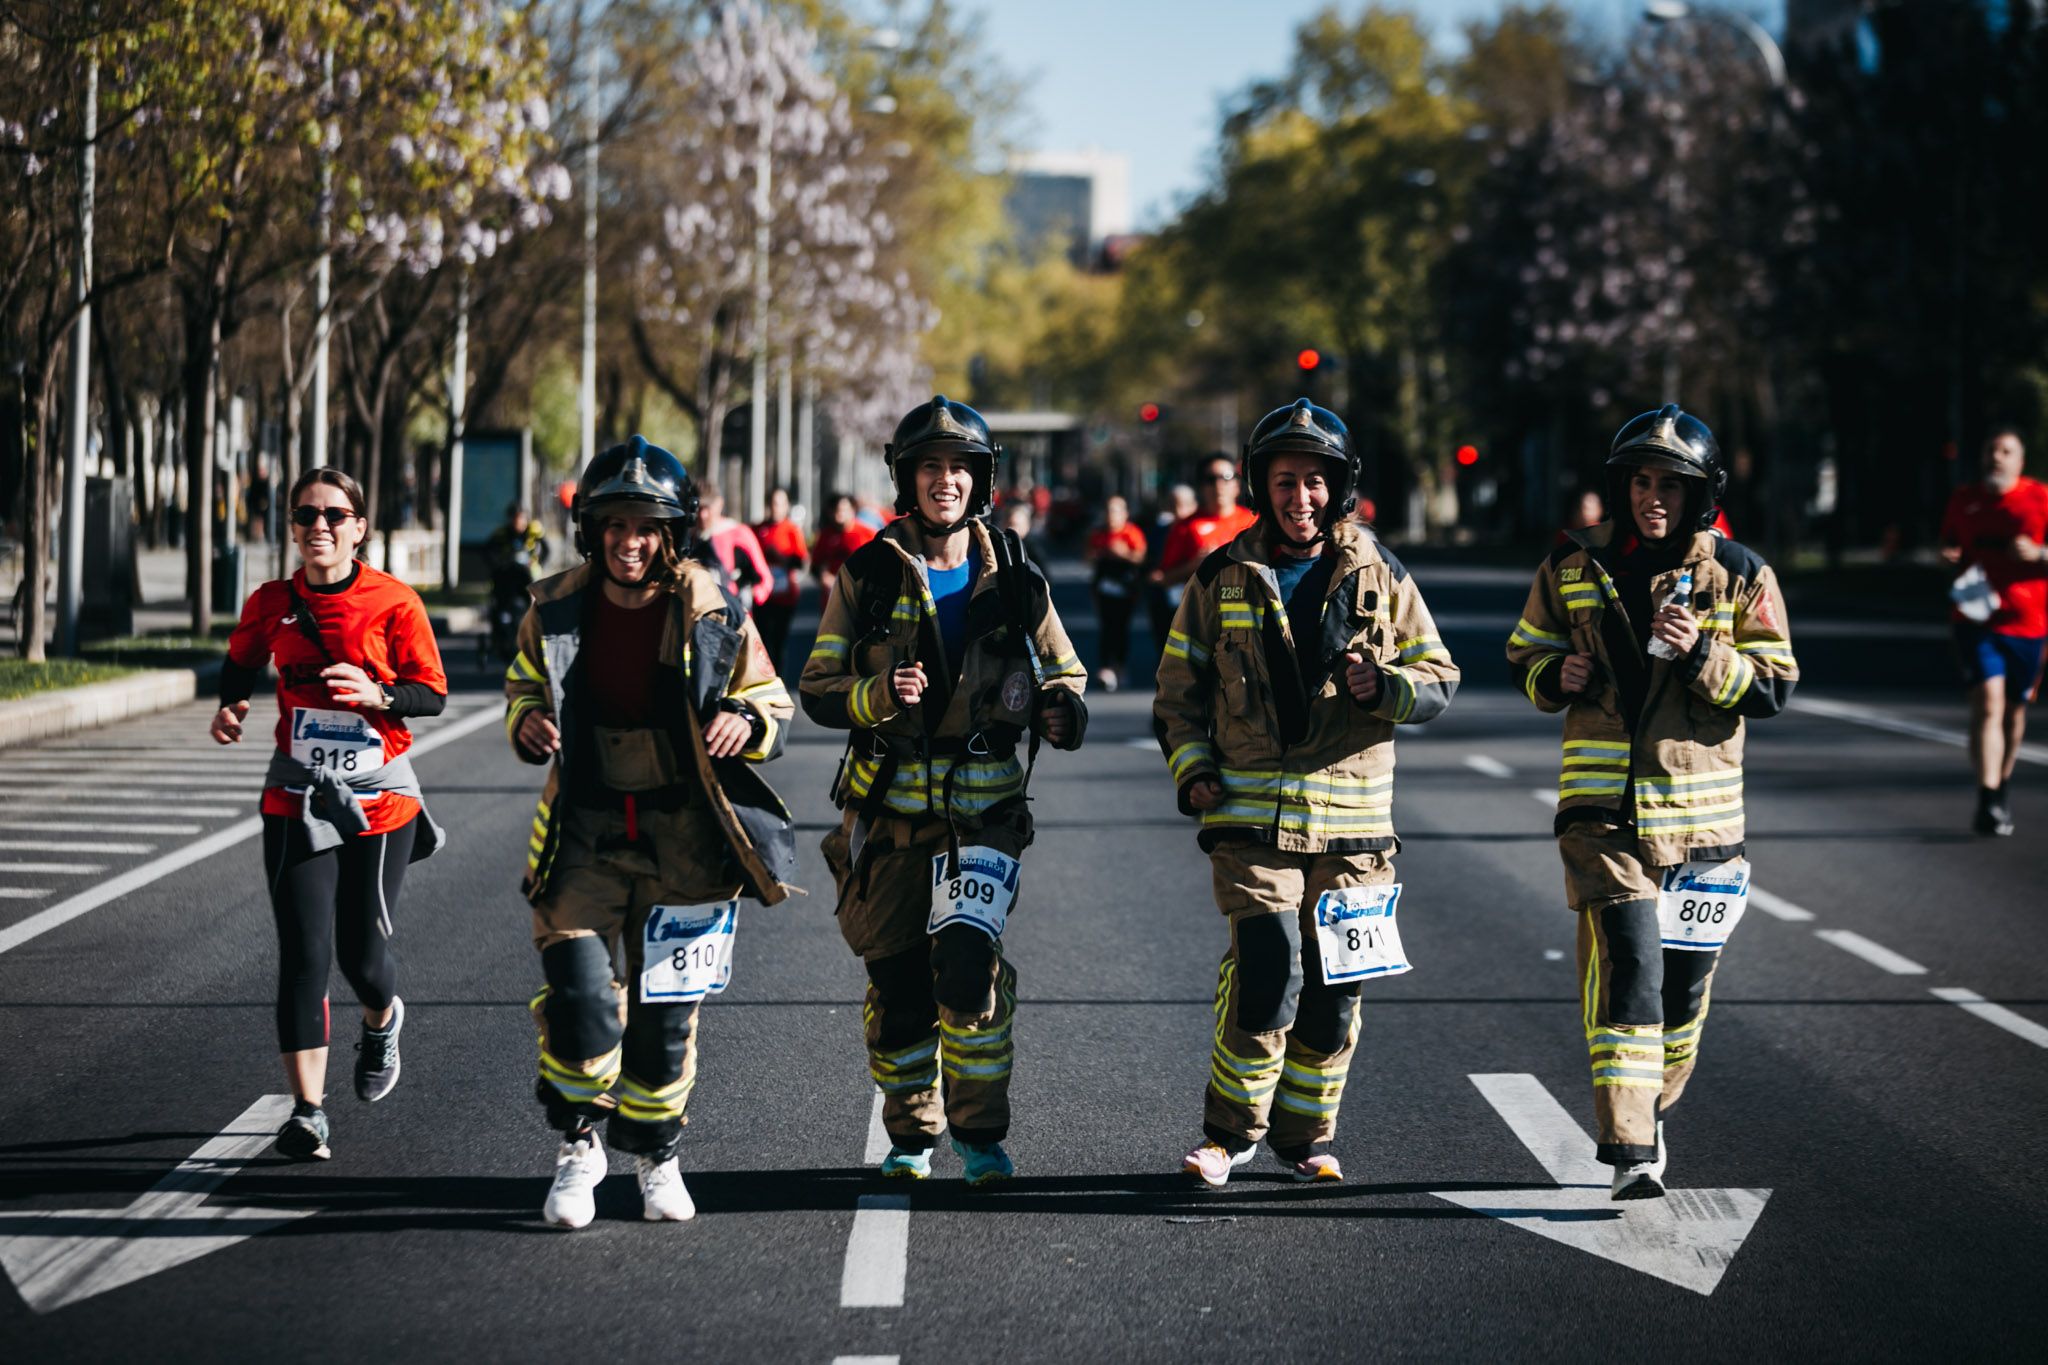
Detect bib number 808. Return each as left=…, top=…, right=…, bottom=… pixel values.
left=1674, top=898, right=1731, bottom=925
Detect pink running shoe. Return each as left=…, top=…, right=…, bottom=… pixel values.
left=1183, top=1140, right=1255, bottom=1188
left=1290, top=1153, right=1344, bottom=1183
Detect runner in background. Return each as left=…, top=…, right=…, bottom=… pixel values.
left=1144, top=483, right=1197, bottom=666
left=1939, top=427, right=2048, bottom=836
left=213, top=467, right=448, bottom=1162
left=696, top=484, right=771, bottom=609
left=1000, top=498, right=1053, bottom=578
left=754, top=485, right=810, bottom=672
left=1154, top=453, right=1258, bottom=609
left=1087, top=494, right=1148, bottom=692
left=812, top=491, right=876, bottom=597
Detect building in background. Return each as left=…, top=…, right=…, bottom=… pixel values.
left=1005, top=150, right=1131, bottom=269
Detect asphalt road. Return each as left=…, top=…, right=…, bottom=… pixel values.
left=1, top=554, right=2044, bottom=1362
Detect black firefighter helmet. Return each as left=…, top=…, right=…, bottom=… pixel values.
left=1242, top=397, right=1359, bottom=522
left=1605, top=404, right=1726, bottom=532
left=884, top=394, right=1000, bottom=522
left=574, top=434, right=698, bottom=558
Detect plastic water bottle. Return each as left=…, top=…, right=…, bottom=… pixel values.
left=1646, top=568, right=1693, bottom=661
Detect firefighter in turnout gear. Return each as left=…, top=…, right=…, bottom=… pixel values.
left=1154, top=398, right=1459, bottom=1187
left=1506, top=404, right=1798, bottom=1201
left=801, top=395, right=1088, bottom=1185
left=506, top=435, right=796, bottom=1229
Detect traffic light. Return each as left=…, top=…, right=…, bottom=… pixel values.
left=1455, top=443, right=1480, bottom=467
left=1138, top=402, right=1163, bottom=424
left=1296, top=348, right=1322, bottom=374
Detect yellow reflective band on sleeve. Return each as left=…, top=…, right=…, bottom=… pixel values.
left=734, top=677, right=790, bottom=706
left=1735, top=639, right=1796, bottom=668
left=1164, top=629, right=1212, bottom=667
left=1169, top=740, right=1217, bottom=783
left=1711, top=652, right=1755, bottom=707
left=808, top=633, right=851, bottom=664
left=1559, top=585, right=1603, bottom=611
left=1380, top=666, right=1417, bottom=722
left=847, top=676, right=879, bottom=728
left=1701, top=605, right=1737, bottom=635
left=1522, top=651, right=1561, bottom=702
left=506, top=695, right=541, bottom=738
left=1397, top=635, right=1448, bottom=664
left=506, top=650, right=544, bottom=684
left=741, top=710, right=781, bottom=762
left=1218, top=602, right=1263, bottom=632
left=1046, top=650, right=1084, bottom=678
left=1510, top=618, right=1570, bottom=651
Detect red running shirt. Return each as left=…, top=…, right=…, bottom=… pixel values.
left=754, top=517, right=810, bottom=606
left=812, top=521, right=876, bottom=584
left=1159, top=506, right=1258, bottom=579
left=226, top=564, right=448, bottom=834
left=1941, top=477, right=2048, bottom=636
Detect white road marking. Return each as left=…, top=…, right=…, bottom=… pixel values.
left=1543, top=948, right=1565, bottom=960
left=0, top=790, right=248, bottom=804
left=0, top=822, right=201, bottom=835
left=1790, top=694, right=2048, bottom=767
left=0, top=888, right=48, bottom=899
left=1930, top=987, right=2048, bottom=1049
left=0, top=774, right=263, bottom=790
left=1814, top=929, right=1927, bottom=975
left=1530, top=788, right=1556, bottom=806
left=839, top=1195, right=911, bottom=1308
left=1433, top=1074, right=1770, bottom=1297
left=0, top=840, right=156, bottom=855
left=0, top=1094, right=316, bottom=1313
left=1464, top=754, right=1514, bottom=779
left=0, top=801, right=242, bottom=817
left=0, top=703, right=502, bottom=956
left=831, top=1357, right=901, bottom=1365
left=0, top=863, right=105, bottom=875
left=1747, top=887, right=1816, bottom=922
left=863, top=1092, right=890, bottom=1166
left=1122, top=738, right=1155, bottom=750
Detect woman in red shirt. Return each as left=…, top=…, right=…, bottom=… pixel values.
left=212, top=468, right=447, bottom=1161
left=1087, top=494, right=1149, bottom=691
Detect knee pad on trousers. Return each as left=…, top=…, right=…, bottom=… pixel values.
left=930, top=924, right=998, bottom=1017
left=1663, top=948, right=1715, bottom=1027
left=1599, top=899, right=1664, bottom=1025
left=1293, top=979, right=1362, bottom=1055
left=621, top=1000, right=698, bottom=1089
left=865, top=946, right=939, bottom=1048
left=1234, top=912, right=1304, bottom=1034
left=541, top=936, right=624, bottom=1061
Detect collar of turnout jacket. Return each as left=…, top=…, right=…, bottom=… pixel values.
left=1505, top=523, right=1800, bottom=865
left=504, top=559, right=797, bottom=905
left=1152, top=521, right=1460, bottom=854
left=797, top=516, right=1088, bottom=826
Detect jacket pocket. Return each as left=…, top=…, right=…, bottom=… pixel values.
left=1214, top=638, right=1280, bottom=764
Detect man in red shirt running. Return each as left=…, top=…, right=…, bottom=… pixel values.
left=1153, top=453, right=1259, bottom=610
left=811, top=491, right=875, bottom=596
left=1940, top=427, right=2048, bottom=836
left=753, top=486, right=810, bottom=672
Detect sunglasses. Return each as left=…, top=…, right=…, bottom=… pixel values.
left=1203, top=472, right=1238, bottom=484
left=292, top=505, right=359, bottom=528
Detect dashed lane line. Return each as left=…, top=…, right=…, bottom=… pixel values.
left=1747, top=887, right=1816, bottom=922
left=0, top=889, right=48, bottom=899
left=0, top=822, right=200, bottom=836
left=1790, top=694, right=2048, bottom=767
left=0, top=841, right=156, bottom=855
left=839, top=1195, right=911, bottom=1308
left=1930, top=988, right=2048, bottom=1049
left=0, top=703, right=503, bottom=957
left=0, top=774, right=281, bottom=789
left=0, top=803, right=241, bottom=818
left=0, top=863, right=106, bottom=876
left=1814, top=929, right=1928, bottom=975
left=863, top=1093, right=890, bottom=1166
left=1464, top=754, right=1514, bottom=779
left=831, top=1357, right=901, bottom=1365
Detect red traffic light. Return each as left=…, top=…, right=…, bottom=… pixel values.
left=1455, top=444, right=1480, bottom=467
left=1139, top=402, right=1162, bottom=423
left=1296, top=348, right=1322, bottom=372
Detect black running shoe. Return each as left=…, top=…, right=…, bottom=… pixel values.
left=353, top=996, right=405, bottom=1102
left=275, top=1102, right=331, bottom=1161
left=1975, top=789, right=2014, bottom=837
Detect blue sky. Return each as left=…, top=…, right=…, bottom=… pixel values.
left=961, top=0, right=1783, bottom=227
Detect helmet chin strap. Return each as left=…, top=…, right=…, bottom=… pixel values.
left=914, top=511, right=972, bottom=539
left=1263, top=514, right=1332, bottom=554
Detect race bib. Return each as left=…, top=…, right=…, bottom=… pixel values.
left=639, top=900, right=739, bottom=1003
left=1312, top=883, right=1411, bottom=983
left=1950, top=564, right=2001, bottom=623
left=1657, top=858, right=1750, bottom=952
left=290, top=707, right=386, bottom=777
left=928, top=846, right=1021, bottom=939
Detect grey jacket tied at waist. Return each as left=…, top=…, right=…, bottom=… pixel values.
left=263, top=750, right=446, bottom=860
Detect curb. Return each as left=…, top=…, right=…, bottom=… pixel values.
left=0, top=662, right=223, bottom=751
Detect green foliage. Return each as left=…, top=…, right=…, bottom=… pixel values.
left=0, top=659, right=141, bottom=700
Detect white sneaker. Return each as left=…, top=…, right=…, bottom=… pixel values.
left=543, top=1129, right=607, bottom=1229
left=635, top=1154, right=697, bottom=1222
left=1611, top=1122, right=1668, bottom=1201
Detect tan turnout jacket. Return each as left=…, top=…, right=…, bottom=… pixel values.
left=1505, top=524, right=1799, bottom=865
left=1152, top=521, right=1459, bottom=853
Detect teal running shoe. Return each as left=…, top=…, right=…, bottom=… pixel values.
left=950, top=1138, right=1014, bottom=1186
left=879, top=1146, right=932, bottom=1180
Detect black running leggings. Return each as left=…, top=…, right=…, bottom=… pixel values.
left=262, top=814, right=416, bottom=1052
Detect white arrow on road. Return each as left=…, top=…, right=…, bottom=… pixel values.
left=0, top=1094, right=315, bottom=1314
left=1432, top=1073, right=1770, bottom=1297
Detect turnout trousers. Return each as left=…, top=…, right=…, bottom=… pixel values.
left=822, top=802, right=1033, bottom=1150
left=1203, top=840, right=1395, bottom=1159
left=1560, top=822, right=1720, bottom=1166
left=529, top=801, right=743, bottom=1162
